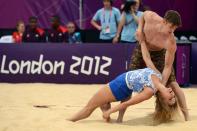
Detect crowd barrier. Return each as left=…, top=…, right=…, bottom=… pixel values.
left=0, top=43, right=191, bottom=85
left=191, top=43, right=197, bottom=84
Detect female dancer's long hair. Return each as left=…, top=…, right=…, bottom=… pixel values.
left=153, top=92, right=179, bottom=123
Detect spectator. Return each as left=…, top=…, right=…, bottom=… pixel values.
left=48, top=15, right=68, bottom=43
left=113, top=0, right=143, bottom=44
left=12, top=20, right=25, bottom=44
left=120, top=0, right=126, bottom=12
left=23, top=16, right=46, bottom=43
left=138, top=0, right=151, bottom=11
left=67, top=22, right=82, bottom=44
left=91, top=0, right=121, bottom=43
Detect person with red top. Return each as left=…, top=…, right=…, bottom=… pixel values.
left=48, top=15, right=68, bottom=43
left=12, top=20, right=25, bottom=44
left=23, top=17, right=46, bottom=43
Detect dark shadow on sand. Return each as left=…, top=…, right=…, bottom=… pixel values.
left=120, top=114, right=155, bottom=126
left=79, top=115, right=154, bottom=126
left=67, top=114, right=197, bottom=126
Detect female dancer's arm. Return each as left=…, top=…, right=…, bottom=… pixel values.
left=103, top=87, right=153, bottom=119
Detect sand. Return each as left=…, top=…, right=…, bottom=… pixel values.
left=0, top=83, right=197, bottom=131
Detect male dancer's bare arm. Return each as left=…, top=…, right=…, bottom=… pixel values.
left=136, top=12, right=160, bottom=74
left=135, top=13, right=145, bottom=42
left=162, top=41, right=176, bottom=86
left=136, top=11, right=151, bottom=43
left=141, top=42, right=160, bottom=74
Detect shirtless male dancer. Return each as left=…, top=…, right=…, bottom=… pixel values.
left=129, top=10, right=189, bottom=121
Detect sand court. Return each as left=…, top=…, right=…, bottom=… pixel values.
left=0, top=83, right=197, bottom=131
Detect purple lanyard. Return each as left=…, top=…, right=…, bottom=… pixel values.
left=102, top=8, right=112, bottom=24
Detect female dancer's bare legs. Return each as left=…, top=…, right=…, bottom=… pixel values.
left=68, top=84, right=116, bottom=122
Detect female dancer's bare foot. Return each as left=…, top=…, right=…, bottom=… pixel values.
left=103, top=111, right=111, bottom=122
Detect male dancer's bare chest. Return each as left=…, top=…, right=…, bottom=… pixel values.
left=144, top=24, right=168, bottom=51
